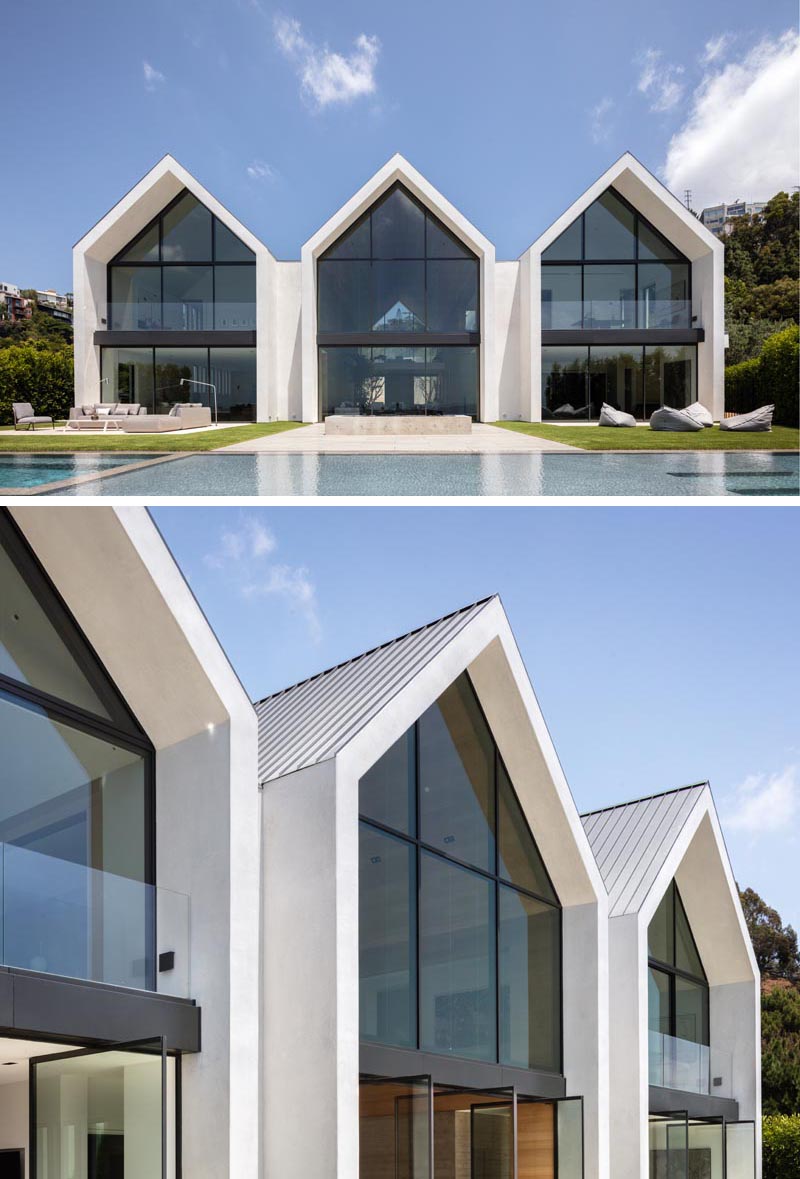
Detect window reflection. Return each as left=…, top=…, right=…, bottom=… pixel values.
left=542, top=344, right=696, bottom=420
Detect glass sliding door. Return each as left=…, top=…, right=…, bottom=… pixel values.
left=648, top=1112, right=688, bottom=1179
left=725, top=1122, right=756, bottom=1179
left=687, top=1119, right=724, bottom=1179
left=517, top=1096, right=584, bottom=1179
left=360, top=1076, right=432, bottom=1179
left=31, top=1039, right=176, bottom=1179
left=470, top=1102, right=514, bottom=1179
left=432, top=1087, right=512, bottom=1179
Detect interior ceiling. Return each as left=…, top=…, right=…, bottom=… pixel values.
left=0, top=1038, right=79, bottom=1086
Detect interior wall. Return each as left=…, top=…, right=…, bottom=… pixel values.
left=0, top=1082, right=27, bottom=1178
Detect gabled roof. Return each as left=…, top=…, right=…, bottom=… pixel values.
left=581, top=782, right=709, bottom=918
left=255, top=597, right=495, bottom=783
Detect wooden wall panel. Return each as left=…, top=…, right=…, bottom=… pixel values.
left=518, top=1102, right=555, bottom=1179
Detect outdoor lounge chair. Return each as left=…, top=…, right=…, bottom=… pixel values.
left=682, top=401, right=714, bottom=427
left=719, top=405, right=774, bottom=432
left=598, top=403, right=636, bottom=427
left=649, top=406, right=703, bottom=432
left=12, top=402, right=53, bottom=430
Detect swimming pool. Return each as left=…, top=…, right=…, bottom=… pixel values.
left=0, top=453, right=162, bottom=491
left=32, top=450, right=800, bottom=496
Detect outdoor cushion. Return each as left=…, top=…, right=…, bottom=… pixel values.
left=719, top=405, right=774, bottom=432
left=682, top=401, right=714, bottom=427
left=649, top=406, right=704, bottom=432
left=598, top=403, right=636, bottom=427
left=95, top=406, right=112, bottom=416
left=12, top=402, right=34, bottom=421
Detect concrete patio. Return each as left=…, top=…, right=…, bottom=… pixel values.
left=218, top=422, right=581, bottom=454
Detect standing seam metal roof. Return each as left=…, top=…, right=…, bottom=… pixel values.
left=255, top=597, right=495, bottom=783
left=580, top=783, right=708, bottom=916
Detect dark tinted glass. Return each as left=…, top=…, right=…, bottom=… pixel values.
left=426, top=218, right=473, bottom=259
left=675, top=976, right=708, bottom=1045
left=323, top=216, right=371, bottom=260
left=638, top=220, right=681, bottom=261
left=648, top=967, right=671, bottom=1034
left=214, top=218, right=255, bottom=262
left=359, top=823, right=416, bottom=1048
left=101, top=347, right=155, bottom=412
left=497, top=763, right=556, bottom=901
left=161, top=266, right=213, bottom=330
left=214, top=265, right=257, bottom=330
left=426, top=260, right=478, bottom=332
left=110, top=268, right=161, bottom=330
left=161, top=192, right=212, bottom=262
left=420, top=852, right=495, bottom=1060
left=648, top=885, right=674, bottom=964
left=359, top=729, right=416, bottom=835
left=154, top=347, right=209, bottom=412
left=541, top=266, right=582, bottom=330
left=372, top=188, right=425, bottom=258
left=583, top=264, right=635, bottom=329
left=418, top=676, right=495, bottom=872
left=209, top=347, right=257, bottom=421
left=425, top=346, right=478, bottom=416
left=542, top=218, right=583, bottom=261
left=584, top=190, right=635, bottom=259
left=644, top=345, right=696, bottom=413
left=318, top=261, right=371, bottom=332
left=117, top=222, right=159, bottom=263
left=0, top=542, right=111, bottom=719
left=675, top=889, right=705, bottom=979
left=499, top=886, right=561, bottom=1070
left=541, top=346, right=589, bottom=420
left=638, top=262, right=690, bottom=329
left=588, top=346, right=643, bottom=419
left=372, top=261, right=425, bottom=331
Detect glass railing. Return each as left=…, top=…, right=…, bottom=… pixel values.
left=649, top=1030, right=732, bottom=1097
left=638, top=299, right=692, bottom=329
left=106, top=303, right=257, bottom=331
left=0, top=842, right=190, bottom=997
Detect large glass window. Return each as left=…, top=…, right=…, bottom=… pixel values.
left=0, top=513, right=154, bottom=990
left=541, top=186, right=691, bottom=330
left=108, top=189, right=256, bottom=332
left=542, top=344, right=696, bottom=420
left=647, top=880, right=708, bottom=1047
left=359, top=672, right=562, bottom=1071
left=101, top=346, right=256, bottom=420
left=154, top=346, right=209, bottom=414
left=317, top=183, right=481, bottom=417
left=209, top=347, right=257, bottom=420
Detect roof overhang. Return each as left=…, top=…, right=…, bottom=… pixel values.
left=73, top=154, right=273, bottom=265
left=525, top=152, right=723, bottom=264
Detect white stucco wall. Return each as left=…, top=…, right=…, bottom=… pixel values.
left=495, top=261, right=522, bottom=420
left=270, top=261, right=303, bottom=421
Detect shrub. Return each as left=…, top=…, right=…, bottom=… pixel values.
left=725, top=325, right=799, bottom=427
left=763, top=1114, right=800, bottom=1179
left=0, top=344, right=74, bottom=426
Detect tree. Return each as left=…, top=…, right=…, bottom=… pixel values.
left=740, top=888, right=800, bottom=980
left=762, top=985, right=800, bottom=1116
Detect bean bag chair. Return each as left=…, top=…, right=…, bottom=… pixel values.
left=719, top=405, right=774, bottom=432
left=682, top=402, right=714, bottom=427
left=599, top=403, right=636, bottom=427
left=650, top=406, right=704, bottom=432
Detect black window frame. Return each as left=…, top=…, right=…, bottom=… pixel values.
left=107, top=188, right=256, bottom=333
left=359, top=671, right=563, bottom=1073
left=540, top=186, right=692, bottom=331
left=100, top=344, right=258, bottom=420
left=648, top=881, right=709, bottom=1047
left=0, top=510, right=157, bottom=988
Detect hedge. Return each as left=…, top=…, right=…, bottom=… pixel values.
left=0, top=344, right=74, bottom=426
left=725, top=325, right=799, bottom=427
left=763, top=1114, right=800, bottom=1179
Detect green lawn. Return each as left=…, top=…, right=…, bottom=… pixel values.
left=493, top=422, right=800, bottom=451
left=0, top=421, right=305, bottom=452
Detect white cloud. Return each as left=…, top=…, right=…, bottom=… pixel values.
left=589, top=96, right=614, bottom=144
left=636, top=48, right=685, bottom=112
left=246, top=159, right=277, bottom=182
left=724, top=765, right=798, bottom=834
left=203, top=516, right=321, bottom=642
left=143, top=61, right=165, bottom=92
left=273, top=14, right=380, bottom=109
left=664, top=30, right=800, bottom=209
left=701, top=33, right=733, bottom=66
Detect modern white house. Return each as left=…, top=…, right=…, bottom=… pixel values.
left=72, top=152, right=725, bottom=425
left=0, top=506, right=758, bottom=1178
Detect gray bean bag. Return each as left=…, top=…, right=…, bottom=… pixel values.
left=682, top=402, right=714, bottom=427
left=599, top=403, right=636, bottom=427
left=650, top=406, right=704, bottom=432
left=719, top=405, right=774, bottom=432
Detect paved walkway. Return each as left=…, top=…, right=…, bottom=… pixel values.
left=219, top=423, right=581, bottom=454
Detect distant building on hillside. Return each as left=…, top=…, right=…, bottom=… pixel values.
left=0, top=281, right=33, bottom=323
left=700, top=199, right=767, bottom=238
left=35, top=288, right=73, bottom=322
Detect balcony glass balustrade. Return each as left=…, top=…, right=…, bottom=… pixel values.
left=648, top=1030, right=732, bottom=1097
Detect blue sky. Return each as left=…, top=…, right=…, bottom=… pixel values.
left=2, top=0, right=797, bottom=290
left=153, top=505, right=800, bottom=932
